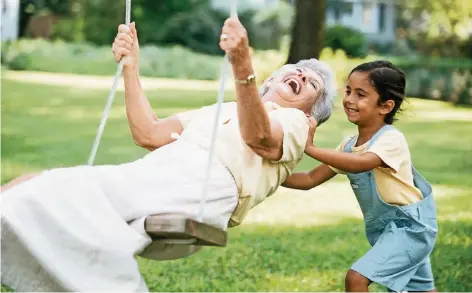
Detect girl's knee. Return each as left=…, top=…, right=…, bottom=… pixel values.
left=345, top=269, right=370, bottom=288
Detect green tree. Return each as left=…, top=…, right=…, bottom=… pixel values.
left=129, top=0, right=208, bottom=45
left=398, top=0, right=472, bottom=57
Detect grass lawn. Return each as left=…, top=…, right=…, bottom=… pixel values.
left=1, top=74, right=472, bottom=291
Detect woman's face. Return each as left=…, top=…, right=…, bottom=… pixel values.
left=262, top=65, right=325, bottom=114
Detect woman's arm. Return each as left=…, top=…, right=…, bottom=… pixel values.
left=282, top=164, right=337, bottom=190
left=220, top=17, right=284, bottom=161
left=122, top=67, right=183, bottom=151
left=304, top=146, right=383, bottom=174
left=114, top=23, right=183, bottom=151
left=233, top=59, right=284, bottom=161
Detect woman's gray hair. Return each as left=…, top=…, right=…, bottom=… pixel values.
left=260, top=59, right=337, bottom=125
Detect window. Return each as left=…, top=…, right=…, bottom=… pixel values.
left=328, top=1, right=354, bottom=23
left=334, top=6, right=341, bottom=23
left=343, top=2, right=354, bottom=15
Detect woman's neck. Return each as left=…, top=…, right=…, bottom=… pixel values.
left=356, top=122, right=387, bottom=146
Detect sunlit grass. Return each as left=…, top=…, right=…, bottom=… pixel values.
left=1, top=76, right=471, bottom=291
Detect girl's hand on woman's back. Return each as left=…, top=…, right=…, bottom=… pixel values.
left=305, top=116, right=318, bottom=151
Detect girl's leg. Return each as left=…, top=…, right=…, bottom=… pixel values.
left=345, top=269, right=373, bottom=292
left=1, top=173, right=40, bottom=192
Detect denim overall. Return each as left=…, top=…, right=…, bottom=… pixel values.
left=344, top=125, right=438, bottom=292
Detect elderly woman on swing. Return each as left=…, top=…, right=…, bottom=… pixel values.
left=1, top=17, right=337, bottom=292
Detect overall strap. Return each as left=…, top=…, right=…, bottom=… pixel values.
left=367, top=124, right=395, bottom=148
left=342, top=125, right=395, bottom=153
left=343, top=136, right=358, bottom=153
left=412, top=165, right=434, bottom=198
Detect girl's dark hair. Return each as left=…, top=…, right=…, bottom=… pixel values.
left=349, top=60, right=406, bottom=124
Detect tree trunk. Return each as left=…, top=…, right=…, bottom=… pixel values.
left=286, top=0, right=327, bottom=64
left=19, top=1, right=36, bottom=37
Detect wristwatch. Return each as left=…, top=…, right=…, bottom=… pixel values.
left=234, top=74, right=256, bottom=85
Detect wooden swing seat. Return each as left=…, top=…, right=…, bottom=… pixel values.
left=144, top=215, right=227, bottom=247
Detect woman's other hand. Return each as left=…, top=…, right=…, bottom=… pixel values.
left=219, top=17, right=251, bottom=66
left=112, top=22, right=139, bottom=68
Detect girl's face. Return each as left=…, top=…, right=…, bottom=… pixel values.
left=343, top=71, right=392, bottom=126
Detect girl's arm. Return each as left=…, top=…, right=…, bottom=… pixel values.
left=305, top=146, right=383, bottom=174
left=282, top=164, right=337, bottom=190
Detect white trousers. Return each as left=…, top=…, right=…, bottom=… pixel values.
left=1, top=140, right=238, bottom=292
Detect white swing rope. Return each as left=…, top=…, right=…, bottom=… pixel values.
left=197, top=0, right=238, bottom=222
left=87, top=0, right=237, bottom=226
left=87, top=0, right=131, bottom=166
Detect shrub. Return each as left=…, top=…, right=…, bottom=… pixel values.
left=155, top=4, right=289, bottom=55
left=324, top=25, right=367, bottom=58
left=51, top=17, right=85, bottom=43
left=1, top=39, right=222, bottom=80
left=390, top=56, right=472, bottom=105
left=155, top=6, right=229, bottom=56
left=249, top=1, right=294, bottom=51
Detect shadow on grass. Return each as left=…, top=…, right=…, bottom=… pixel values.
left=137, top=217, right=471, bottom=292
left=1, top=199, right=470, bottom=292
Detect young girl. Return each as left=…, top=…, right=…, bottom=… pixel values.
left=283, top=60, right=438, bottom=292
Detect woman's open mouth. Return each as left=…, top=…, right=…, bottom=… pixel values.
left=284, top=78, right=301, bottom=95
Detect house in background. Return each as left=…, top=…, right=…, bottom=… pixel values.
left=325, top=0, right=397, bottom=44
left=211, top=0, right=397, bottom=45
left=1, top=0, right=20, bottom=41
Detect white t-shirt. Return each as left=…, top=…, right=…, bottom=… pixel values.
left=177, top=101, right=309, bottom=226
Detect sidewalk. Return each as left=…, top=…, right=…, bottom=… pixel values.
left=2, top=70, right=236, bottom=91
